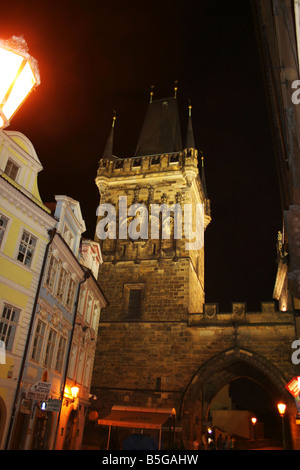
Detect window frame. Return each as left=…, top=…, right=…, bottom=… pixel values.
left=31, top=319, right=46, bottom=363
left=0, top=214, right=9, bottom=249
left=17, top=230, right=37, bottom=268
left=4, top=158, right=20, bottom=181
left=0, top=303, right=20, bottom=351
left=44, top=252, right=59, bottom=292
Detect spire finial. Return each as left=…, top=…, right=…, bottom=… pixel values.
left=112, top=110, right=117, bottom=127
left=174, top=80, right=178, bottom=98
left=188, top=98, right=192, bottom=117
left=150, top=85, right=154, bottom=103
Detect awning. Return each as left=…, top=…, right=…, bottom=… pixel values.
left=98, top=405, right=176, bottom=430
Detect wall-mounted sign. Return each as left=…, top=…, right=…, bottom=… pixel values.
left=27, top=381, right=51, bottom=401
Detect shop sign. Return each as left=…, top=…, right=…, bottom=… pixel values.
left=20, top=398, right=31, bottom=414
left=41, top=399, right=62, bottom=412
left=285, top=377, right=300, bottom=397
left=27, top=381, right=51, bottom=401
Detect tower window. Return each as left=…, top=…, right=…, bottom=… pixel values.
left=123, top=283, right=144, bottom=320
left=128, top=289, right=141, bottom=318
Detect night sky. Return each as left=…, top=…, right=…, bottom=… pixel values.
left=0, top=0, right=282, bottom=312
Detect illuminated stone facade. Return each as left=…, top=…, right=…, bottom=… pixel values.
left=89, top=96, right=300, bottom=450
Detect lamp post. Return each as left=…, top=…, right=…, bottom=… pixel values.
left=277, top=403, right=286, bottom=450
left=0, top=36, right=40, bottom=128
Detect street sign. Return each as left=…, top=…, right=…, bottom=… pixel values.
left=41, top=399, right=62, bottom=412
left=285, top=377, right=300, bottom=397
left=27, top=381, right=52, bottom=401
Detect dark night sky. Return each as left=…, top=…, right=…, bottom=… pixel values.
left=0, top=0, right=282, bottom=312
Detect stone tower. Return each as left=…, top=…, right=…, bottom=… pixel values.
left=91, top=91, right=211, bottom=443
left=87, top=91, right=300, bottom=452
left=95, top=94, right=210, bottom=322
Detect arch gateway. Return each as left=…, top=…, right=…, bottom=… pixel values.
left=85, top=95, right=300, bottom=450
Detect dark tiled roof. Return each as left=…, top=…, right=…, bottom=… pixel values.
left=135, top=97, right=182, bottom=157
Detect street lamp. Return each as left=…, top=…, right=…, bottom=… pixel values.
left=277, top=403, right=286, bottom=450
left=71, top=385, right=79, bottom=400
left=0, top=36, right=40, bottom=128
left=251, top=417, right=257, bottom=440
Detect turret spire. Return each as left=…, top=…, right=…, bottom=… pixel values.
left=185, top=100, right=195, bottom=149
left=102, top=112, right=116, bottom=161
left=200, top=152, right=208, bottom=198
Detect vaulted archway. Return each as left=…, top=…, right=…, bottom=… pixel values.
left=180, top=348, right=297, bottom=449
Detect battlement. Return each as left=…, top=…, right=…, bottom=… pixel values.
left=188, top=301, right=294, bottom=325
left=97, top=148, right=198, bottom=178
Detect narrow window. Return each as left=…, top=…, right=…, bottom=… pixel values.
left=0, top=214, right=8, bottom=248
left=128, top=289, right=142, bottom=318
left=4, top=159, right=19, bottom=181
left=66, top=278, right=76, bottom=310
left=31, top=320, right=46, bottom=363
left=17, top=230, right=37, bottom=267
left=55, top=336, right=67, bottom=373
left=0, top=304, right=20, bottom=351
left=44, top=328, right=57, bottom=368
left=56, top=267, right=68, bottom=302
left=45, top=253, right=58, bottom=291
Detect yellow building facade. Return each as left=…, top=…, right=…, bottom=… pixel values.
left=0, top=129, right=56, bottom=448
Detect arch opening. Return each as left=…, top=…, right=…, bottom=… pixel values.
left=180, top=350, right=296, bottom=450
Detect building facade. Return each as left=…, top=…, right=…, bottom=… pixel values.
left=89, top=93, right=300, bottom=450
left=4, top=195, right=106, bottom=450
left=0, top=129, right=56, bottom=448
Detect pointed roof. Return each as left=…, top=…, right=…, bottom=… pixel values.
left=102, top=115, right=116, bottom=161
left=185, top=103, right=195, bottom=149
left=135, top=96, right=182, bottom=157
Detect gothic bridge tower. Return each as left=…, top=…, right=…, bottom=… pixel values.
left=90, top=91, right=299, bottom=450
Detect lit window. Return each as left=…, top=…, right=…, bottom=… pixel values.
left=44, top=328, right=57, bottom=368
left=45, top=253, right=58, bottom=291
left=55, top=335, right=67, bottom=373
left=17, top=230, right=37, bottom=267
left=4, top=158, right=19, bottom=181
left=0, top=304, right=20, bottom=351
left=0, top=214, right=8, bottom=248
left=31, top=320, right=46, bottom=363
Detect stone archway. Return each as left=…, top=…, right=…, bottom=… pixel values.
left=180, top=348, right=297, bottom=449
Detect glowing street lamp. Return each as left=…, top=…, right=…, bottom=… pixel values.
left=277, top=403, right=286, bottom=449
left=71, top=385, right=79, bottom=400
left=251, top=417, right=257, bottom=439
left=0, top=36, right=40, bottom=128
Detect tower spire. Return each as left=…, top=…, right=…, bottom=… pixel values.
left=185, top=100, right=195, bottom=149
left=200, top=152, right=208, bottom=198
left=102, top=112, right=116, bottom=161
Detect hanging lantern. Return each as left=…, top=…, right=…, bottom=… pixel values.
left=0, top=36, right=40, bottom=128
